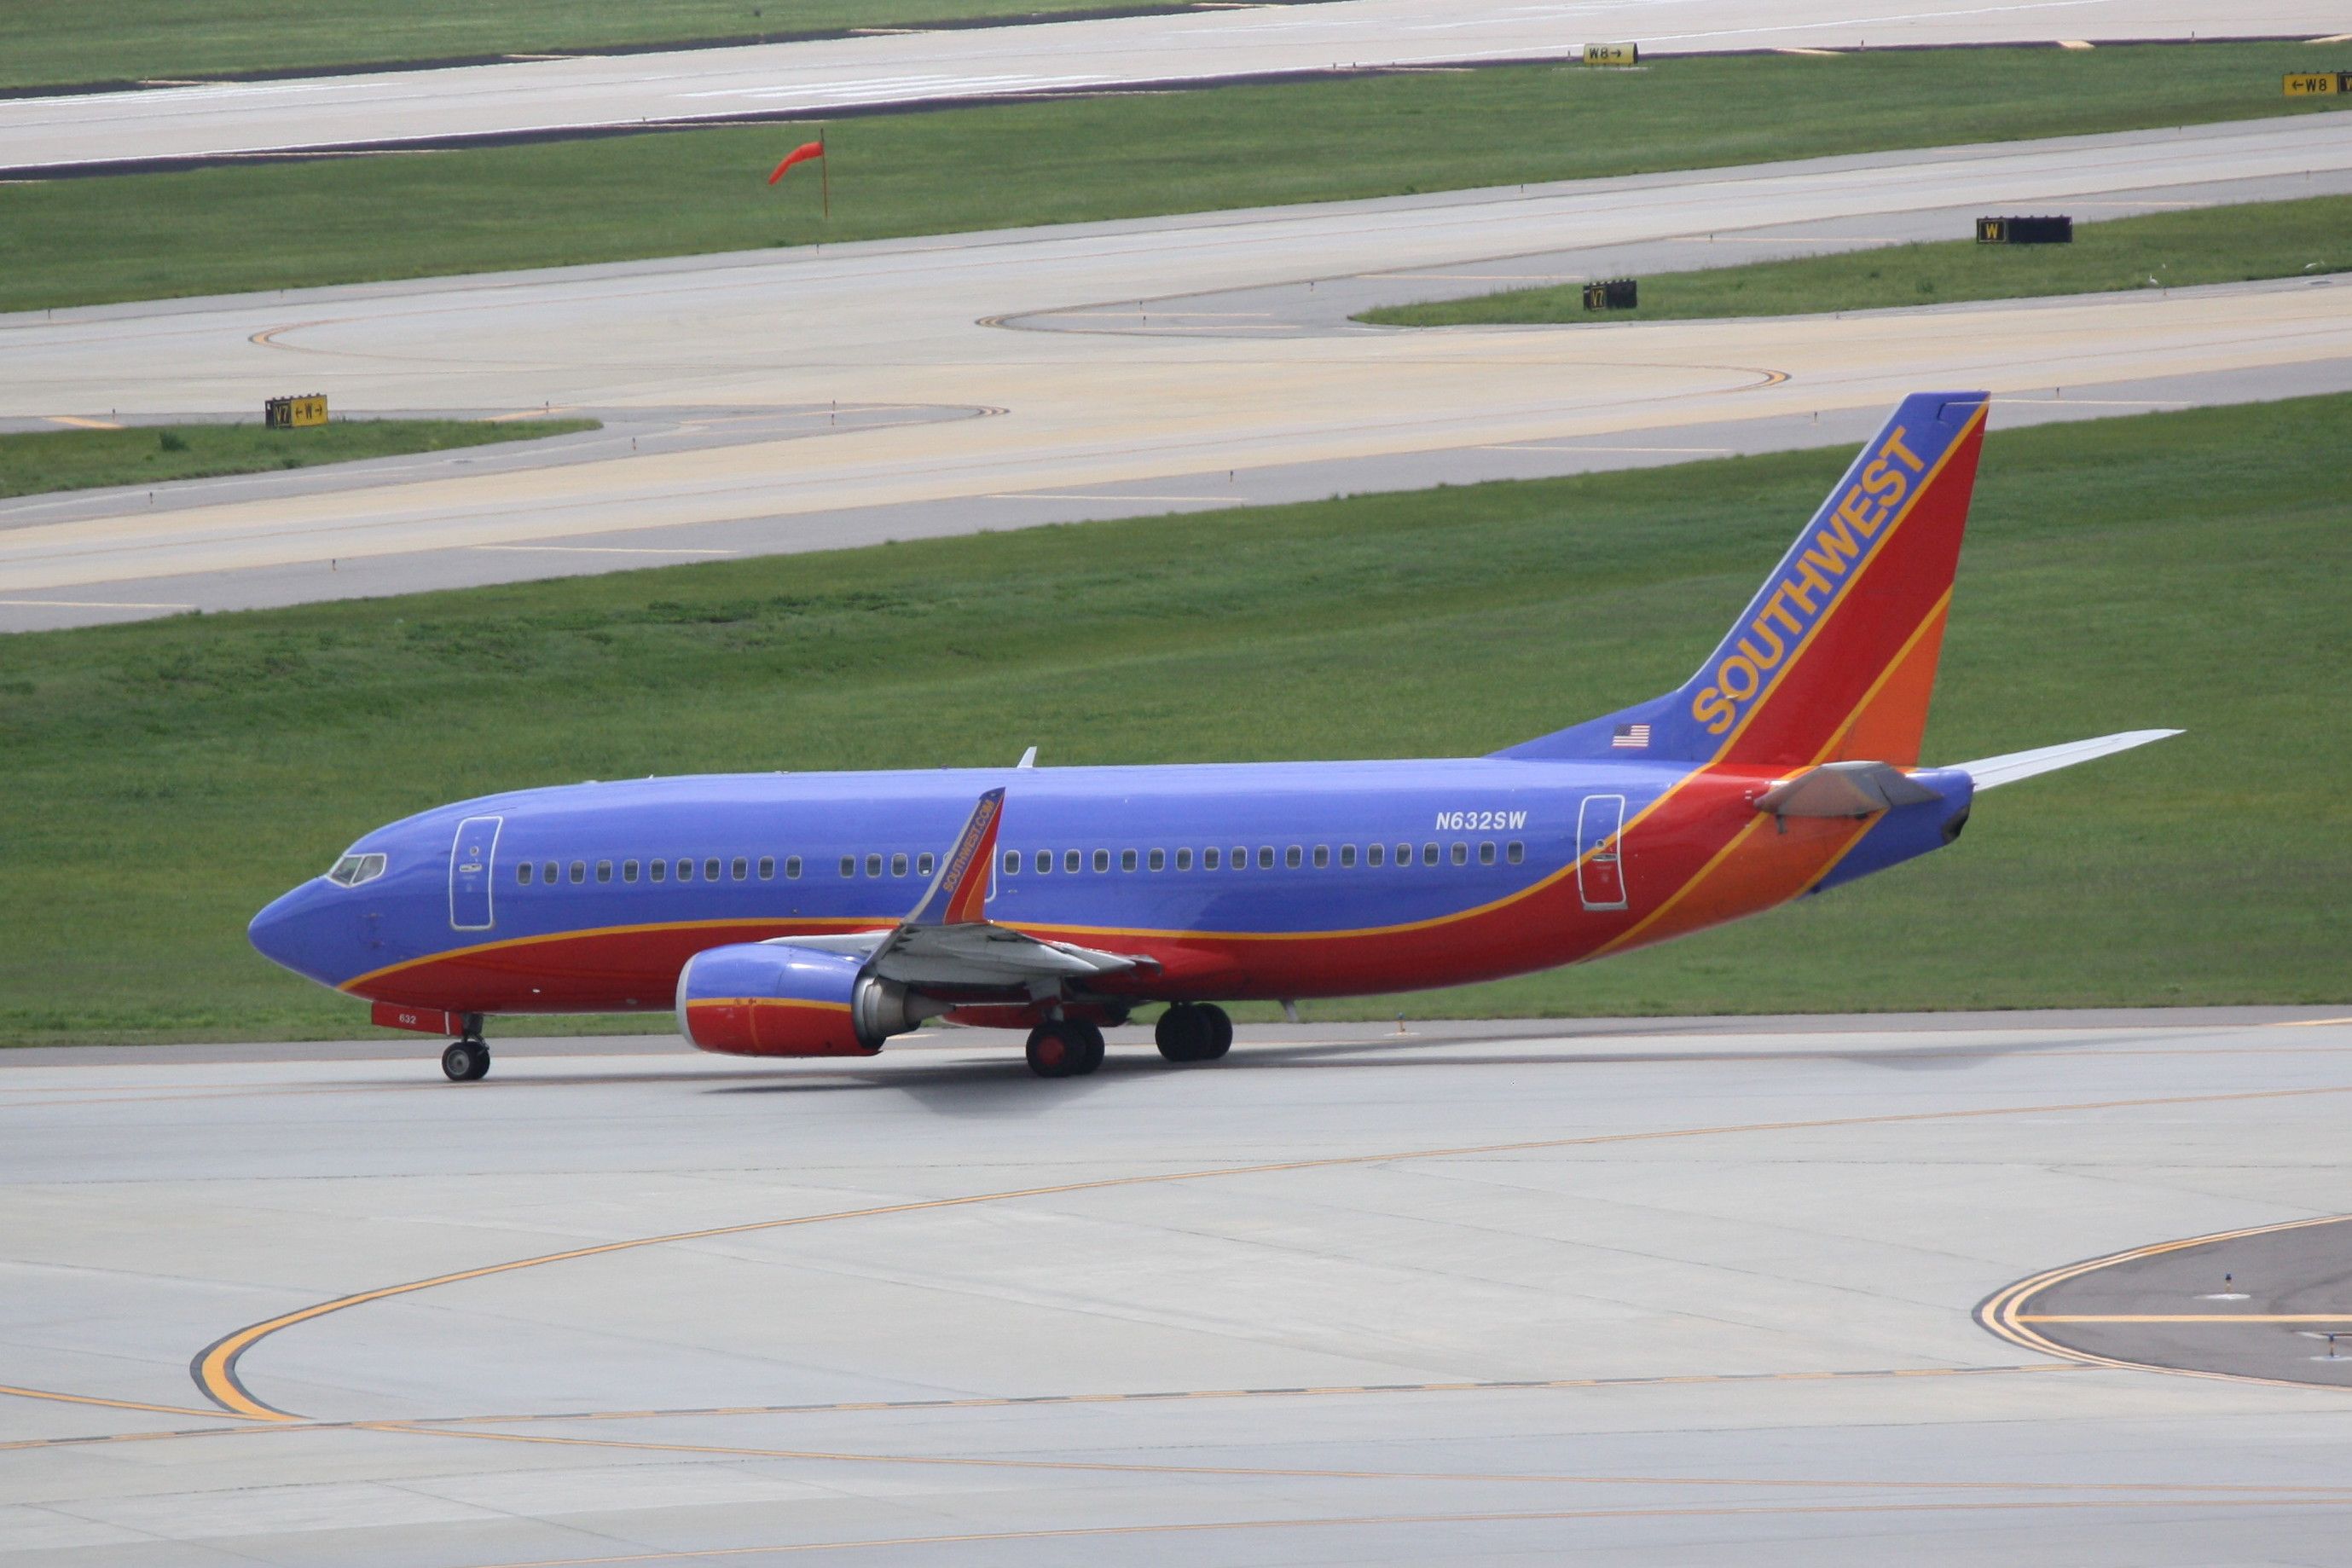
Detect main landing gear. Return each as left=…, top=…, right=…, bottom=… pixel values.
left=1025, top=1019, right=1105, bottom=1079
left=1155, top=1003, right=1232, bottom=1065
left=441, top=1032, right=491, bottom=1082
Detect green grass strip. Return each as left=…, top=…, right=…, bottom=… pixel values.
left=0, top=1, right=1156, bottom=91
left=1362, top=193, right=2352, bottom=327
left=3, top=43, right=2345, bottom=314
left=0, top=418, right=599, bottom=500
left=3, top=393, right=2346, bottom=1045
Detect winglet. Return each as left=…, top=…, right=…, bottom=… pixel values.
left=1957, top=728, right=2181, bottom=790
left=906, top=789, right=1005, bottom=926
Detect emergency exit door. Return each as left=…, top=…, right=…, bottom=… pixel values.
left=1576, top=795, right=1627, bottom=911
left=449, top=815, right=501, bottom=931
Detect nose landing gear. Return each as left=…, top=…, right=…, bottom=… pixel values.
left=441, top=1032, right=491, bottom=1082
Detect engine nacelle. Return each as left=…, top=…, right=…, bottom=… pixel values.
left=675, top=941, right=933, bottom=1057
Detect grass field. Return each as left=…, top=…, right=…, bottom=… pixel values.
left=1361, top=194, right=2352, bottom=327
left=0, top=1, right=1151, bottom=90
left=0, top=418, right=598, bottom=500
left=3, top=43, right=2345, bottom=314
left=2, top=395, right=2345, bottom=1046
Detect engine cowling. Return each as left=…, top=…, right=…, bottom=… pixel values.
left=675, top=941, right=931, bottom=1057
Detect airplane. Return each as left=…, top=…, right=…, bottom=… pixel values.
left=248, top=391, right=2176, bottom=1082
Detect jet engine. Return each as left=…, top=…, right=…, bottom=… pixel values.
left=675, top=941, right=935, bottom=1057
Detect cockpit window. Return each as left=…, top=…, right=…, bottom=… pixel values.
left=326, top=852, right=387, bottom=887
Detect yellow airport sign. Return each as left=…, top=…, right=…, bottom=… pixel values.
left=1583, top=42, right=1638, bottom=67
left=265, top=393, right=327, bottom=429
left=2283, top=72, right=2340, bottom=96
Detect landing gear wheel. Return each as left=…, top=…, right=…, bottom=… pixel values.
left=442, top=1040, right=490, bottom=1082
left=1156, top=1004, right=1232, bottom=1064
left=1026, top=1021, right=1104, bottom=1079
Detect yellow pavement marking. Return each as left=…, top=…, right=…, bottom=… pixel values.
left=191, top=1082, right=2352, bottom=1421
left=2274, top=1016, right=2352, bottom=1027
left=41, top=415, right=124, bottom=431
left=0, top=1382, right=260, bottom=1421
left=2019, top=1315, right=2352, bottom=1324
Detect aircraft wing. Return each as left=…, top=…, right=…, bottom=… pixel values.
left=1957, top=728, right=2181, bottom=790
left=766, top=786, right=1153, bottom=991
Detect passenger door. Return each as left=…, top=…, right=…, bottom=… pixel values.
left=1576, top=795, right=1627, bottom=911
left=449, top=815, right=502, bottom=931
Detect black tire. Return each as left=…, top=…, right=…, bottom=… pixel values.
left=1155, top=1004, right=1210, bottom=1063
left=1198, top=1004, right=1233, bottom=1061
left=1068, top=1021, right=1105, bottom=1076
left=442, top=1040, right=489, bottom=1082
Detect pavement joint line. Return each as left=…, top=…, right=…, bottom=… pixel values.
left=331, top=1498, right=2352, bottom=1568
left=185, top=1081, right=2352, bottom=1421
left=365, top=1420, right=2352, bottom=1497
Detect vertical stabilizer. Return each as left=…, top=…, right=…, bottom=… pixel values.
left=1499, top=391, right=1989, bottom=768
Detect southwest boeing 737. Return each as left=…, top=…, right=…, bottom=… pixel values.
left=249, top=392, right=2175, bottom=1081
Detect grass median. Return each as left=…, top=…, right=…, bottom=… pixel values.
left=0, top=418, right=599, bottom=500
left=3, top=393, right=2346, bottom=1045
left=0, top=1, right=1163, bottom=90
left=3, top=42, right=2345, bottom=313
left=1362, top=194, right=2352, bottom=327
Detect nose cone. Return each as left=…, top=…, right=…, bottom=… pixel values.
left=248, top=882, right=347, bottom=989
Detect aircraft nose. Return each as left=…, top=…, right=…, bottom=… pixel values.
left=248, top=882, right=334, bottom=984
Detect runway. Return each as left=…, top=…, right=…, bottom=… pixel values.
left=9, top=0, right=2346, bottom=175
left=6, top=115, right=2350, bottom=632
left=5, top=1007, right=2350, bottom=1565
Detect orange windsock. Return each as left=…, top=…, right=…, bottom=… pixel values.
left=767, top=140, right=826, bottom=185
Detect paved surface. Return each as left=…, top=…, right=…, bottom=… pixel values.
left=10, top=0, right=2347, bottom=174
left=1985, top=1214, right=2352, bottom=1388
left=5, top=1007, right=2352, bottom=1564
left=7, top=116, right=2350, bottom=632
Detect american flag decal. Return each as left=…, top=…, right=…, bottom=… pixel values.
left=1612, top=723, right=1651, bottom=749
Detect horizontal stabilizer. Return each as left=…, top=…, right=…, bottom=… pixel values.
left=1754, top=760, right=1943, bottom=819
left=1958, top=728, right=2181, bottom=790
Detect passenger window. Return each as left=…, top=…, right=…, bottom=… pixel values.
left=1092, top=849, right=1110, bottom=872
left=542, top=860, right=558, bottom=885
left=918, top=853, right=935, bottom=877
left=1284, top=846, right=1302, bottom=870
left=759, top=857, right=774, bottom=880
left=1003, top=850, right=1020, bottom=875
left=1065, top=850, right=1080, bottom=873
left=1480, top=842, right=1497, bottom=866
left=1204, top=848, right=1220, bottom=870
left=517, top=863, right=533, bottom=885
left=1177, top=848, right=1192, bottom=871
left=866, top=853, right=882, bottom=877
left=732, top=857, right=748, bottom=881
left=1451, top=842, right=1468, bottom=866
left=1397, top=843, right=1412, bottom=866
left=1258, top=847, right=1274, bottom=870
left=839, top=856, right=854, bottom=877
left=651, top=859, right=667, bottom=882
left=1340, top=844, right=1355, bottom=868
left=624, top=859, right=640, bottom=882
left=1233, top=848, right=1248, bottom=871
left=1036, top=850, right=1052, bottom=874
left=1312, top=846, right=1330, bottom=869
left=704, top=858, right=721, bottom=882
left=597, top=859, right=613, bottom=882
left=1508, top=842, right=1525, bottom=865
left=1368, top=843, right=1384, bottom=867
left=786, top=856, right=802, bottom=880
left=1145, top=848, right=1162, bottom=871
left=675, top=859, right=692, bottom=882
left=1422, top=843, right=1439, bottom=866
left=891, top=853, right=909, bottom=877
left=1121, top=849, right=1138, bottom=872
left=569, top=860, right=586, bottom=883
